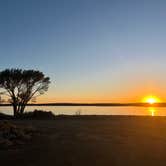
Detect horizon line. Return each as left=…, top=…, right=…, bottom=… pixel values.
left=1, top=102, right=166, bottom=107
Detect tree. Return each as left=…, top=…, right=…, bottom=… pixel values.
left=0, top=69, right=50, bottom=116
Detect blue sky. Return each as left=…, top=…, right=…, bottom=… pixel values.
left=1, top=0, right=166, bottom=102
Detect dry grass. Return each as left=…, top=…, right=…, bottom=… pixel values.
left=0, top=116, right=166, bottom=166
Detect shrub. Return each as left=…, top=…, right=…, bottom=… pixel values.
left=19, top=110, right=56, bottom=119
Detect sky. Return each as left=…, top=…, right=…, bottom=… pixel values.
left=1, top=0, right=166, bottom=103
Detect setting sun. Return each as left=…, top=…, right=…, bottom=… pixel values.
left=143, top=96, right=161, bottom=104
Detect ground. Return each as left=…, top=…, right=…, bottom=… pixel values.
left=1, top=116, right=166, bottom=166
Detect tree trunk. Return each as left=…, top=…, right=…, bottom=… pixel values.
left=20, top=104, right=26, bottom=114
left=13, top=104, right=17, bottom=117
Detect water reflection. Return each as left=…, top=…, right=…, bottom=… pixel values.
left=0, top=106, right=166, bottom=116
left=149, top=107, right=156, bottom=116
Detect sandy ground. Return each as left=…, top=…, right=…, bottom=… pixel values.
left=1, top=116, right=166, bottom=166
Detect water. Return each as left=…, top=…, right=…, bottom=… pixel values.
left=0, top=106, right=166, bottom=116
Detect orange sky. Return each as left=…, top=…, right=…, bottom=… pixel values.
left=37, top=84, right=166, bottom=103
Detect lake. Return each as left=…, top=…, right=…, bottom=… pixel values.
left=0, top=106, right=166, bottom=116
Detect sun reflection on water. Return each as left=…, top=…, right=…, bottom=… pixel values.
left=149, top=107, right=156, bottom=116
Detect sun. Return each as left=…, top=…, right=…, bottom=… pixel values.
left=147, top=98, right=156, bottom=104
left=142, top=96, right=161, bottom=104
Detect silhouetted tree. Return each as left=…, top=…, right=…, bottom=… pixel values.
left=0, top=69, right=50, bottom=116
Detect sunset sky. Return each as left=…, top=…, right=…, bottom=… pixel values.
left=1, top=0, right=166, bottom=103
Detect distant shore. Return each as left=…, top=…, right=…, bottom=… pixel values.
left=0, top=102, right=166, bottom=107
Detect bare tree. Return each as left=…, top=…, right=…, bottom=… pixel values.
left=0, top=69, right=50, bottom=116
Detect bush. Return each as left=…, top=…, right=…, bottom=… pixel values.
left=19, top=110, right=56, bottom=119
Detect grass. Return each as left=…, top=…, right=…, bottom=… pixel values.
left=0, top=116, right=166, bottom=165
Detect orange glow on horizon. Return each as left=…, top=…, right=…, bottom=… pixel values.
left=34, top=94, right=164, bottom=104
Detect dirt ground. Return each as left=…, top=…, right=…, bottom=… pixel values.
left=1, top=116, right=166, bottom=166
